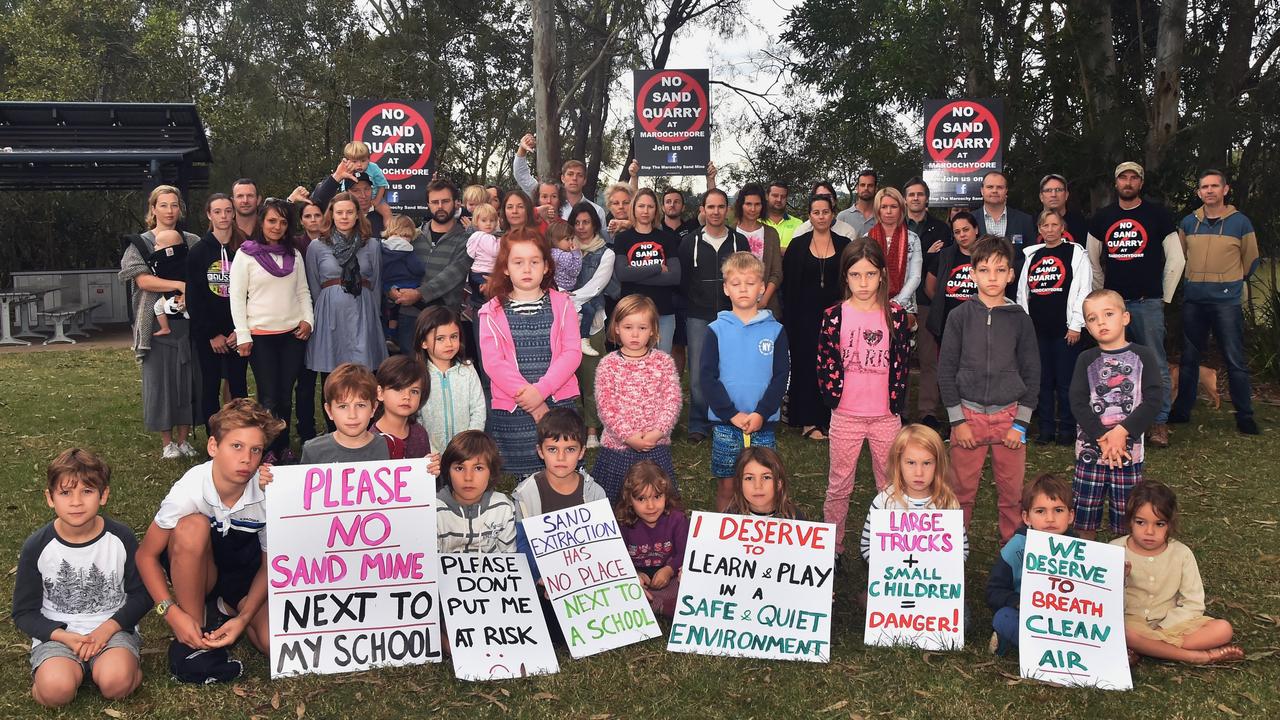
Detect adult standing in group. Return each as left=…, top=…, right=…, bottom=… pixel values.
left=925, top=211, right=982, bottom=357
left=118, top=185, right=200, bottom=459
left=501, top=188, right=536, bottom=236
left=533, top=181, right=563, bottom=235
left=734, top=183, right=784, bottom=316
left=794, top=181, right=859, bottom=239
left=230, top=198, right=313, bottom=462
left=185, top=193, right=248, bottom=438
left=866, top=187, right=923, bottom=312
left=1170, top=169, right=1260, bottom=435
left=485, top=184, right=502, bottom=210
left=293, top=199, right=327, bottom=443
left=1037, top=173, right=1089, bottom=244
left=974, top=170, right=1036, bottom=285
left=299, top=160, right=386, bottom=238
left=231, top=178, right=259, bottom=238
left=661, top=186, right=700, bottom=372
left=395, top=179, right=474, bottom=355
left=836, top=169, right=880, bottom=238
left=614, top=189, right=681, bottom=352
left=1086, top=162, right=1185, bottom=447
left=569, top=202, right=617, bottom=449
left=513, top=133, right=609, bottom=232
left=306, top=191, right=386, bottom=383
left=763, top=181, right=803, bottom=250
left=681, top=189, right=752, bottom=443
left=903, top=178, right=950, bottom=427
left=782, top=193, right=852, bottom=441
left=605, top=183, right=635, bottom=237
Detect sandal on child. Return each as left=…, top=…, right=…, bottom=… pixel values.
left=802, top=426, right=828, bottom=441
left=1127, top=648, right=1140, bottom=666
left=1205, top=645, right=1246, bottom=663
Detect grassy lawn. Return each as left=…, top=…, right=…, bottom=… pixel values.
left=0, top=348, right=1277, bottom=719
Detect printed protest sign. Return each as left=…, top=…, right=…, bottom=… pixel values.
left=668, top=512, right=835, bottom=662
left=864, top=509, right=965, bottom=650
left=633, top=69, right=711, bottom=176
left=522, top=499, right=660, bottom=658
left=438, top=553, right=559, bottom=681
left=266, top=458, right=439, bottom=678
left=921, top=97, right=1004, bottom=207
left=350, top=98, right=436, bottom=215
left=1019, top=530, right=1132, bottom=690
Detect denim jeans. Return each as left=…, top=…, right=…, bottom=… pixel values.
left=685, top=317, right=712, bottom=435
left=1172, top=300, right=1253, bottom=420
left=1036, top=330, right=1082, bottom=437
left=1124, top=298, right=1171, bottom=423
left=657, top=314, right=676, bottom=355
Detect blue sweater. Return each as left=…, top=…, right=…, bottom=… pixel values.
left=700, top=309, right=790, bottom=424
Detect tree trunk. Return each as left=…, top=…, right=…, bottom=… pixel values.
left=1200, top=0, right=1257, bottom=170
left=1144, top=0, right=1187, bottom=176
left=531, top=0, right=560, bottom=177
left=1070, top=0, right=1123, bottom=209
left=959, top=0, right=993, bottom=95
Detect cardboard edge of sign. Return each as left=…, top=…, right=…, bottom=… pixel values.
left=665, top=642, right=831, bottom=664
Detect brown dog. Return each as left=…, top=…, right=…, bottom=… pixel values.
left=1171, top=365, right=1221, bottom=409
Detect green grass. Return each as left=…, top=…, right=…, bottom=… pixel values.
left=1, top=348, right=1277, bottom=719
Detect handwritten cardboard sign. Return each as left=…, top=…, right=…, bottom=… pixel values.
left=1019, top=530, right=1132, bottom=690
left=265, top=458, right=439, bottom=677
left=668, top=512, right=835, bottom=662
left=437, top=553, right=559, bottom=681
left=521, top=499, right=660, bottom=658
left=864, top=509, right=965, bottom=650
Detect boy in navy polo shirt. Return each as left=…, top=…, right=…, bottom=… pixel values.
left=700, top=252, right=790, bottom=511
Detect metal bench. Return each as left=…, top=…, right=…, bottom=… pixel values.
left=38, top=304, right=94, bottom=345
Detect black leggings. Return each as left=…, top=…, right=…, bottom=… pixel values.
left=194, top=336, right=249, bottom=437
left=248, top=332, right=305, bottom=455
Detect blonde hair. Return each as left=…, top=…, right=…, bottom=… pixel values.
left=608, top=294, right=660, bottom=348
left=383, top=214, right=417, bottom=239
left=462, top=184, right=488, bottom=207
left=546, top=220, right=572, bottom=246
left=1082, top=288, right=1126, bottom=315
left=606, top=182, right=634, bottom=203
left=885, top=424, right=958, bottom=510
left=145, top=185, right=185, bottom=229
left=721, top=251, right=765, bottom=280
left=343, top=140, right=371, bottom=161
left=471, top=202, right=498, bottom=224
left=874, top=187, right=906, bottom=220
left=1037, top=208, right=1065, bottom=227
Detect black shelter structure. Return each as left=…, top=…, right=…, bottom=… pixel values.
left=0, top=101, right=211, bottom=201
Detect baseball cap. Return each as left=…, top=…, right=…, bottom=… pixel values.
left=1114, top=162, right=1144, bottom=179
left=1039, top=173, right=1068, bottom=191
left=351, top=170, right=374, bottom=186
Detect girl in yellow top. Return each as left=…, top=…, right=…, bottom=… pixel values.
left=1110, top=481, right=1244, bottom=664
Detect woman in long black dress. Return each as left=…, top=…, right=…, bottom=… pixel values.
left=781, top=193, right=851, bottom=440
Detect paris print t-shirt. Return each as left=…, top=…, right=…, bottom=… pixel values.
left=837, top=305, right=891, bottom=416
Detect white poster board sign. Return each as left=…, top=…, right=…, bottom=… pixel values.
left=668, top=512, right=835, bottom=662
left=265, top=458, right=439, bottom=677
left=1019, top=530, right=1132, bottom=690
left=437, top=553, right=559, bottom=680
left=864, top=509, right=965, bottom=650
left=521, top=499, right=660, bottom=658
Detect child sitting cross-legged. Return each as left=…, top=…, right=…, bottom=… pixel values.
left=616, top=461, right=690, bottom=618
left=13, top=449, right=149, bottom=707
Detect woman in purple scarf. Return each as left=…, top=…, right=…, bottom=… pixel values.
left=229, top=197, right=313, bottom=461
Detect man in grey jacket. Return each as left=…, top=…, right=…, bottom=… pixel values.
left=391, top=178, right=473, bottom=353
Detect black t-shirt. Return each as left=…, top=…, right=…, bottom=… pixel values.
left=1023, top=242, right=1076, bottom=335
left=910, top=213, right=951, bottom=306
left=613, top=227, right=682, bottom=315
left=662, top=217, right=700, bottom=245
left=429, top=227, right=446, bottom=246
left=1089, top=201, right=1174, bottom=300
left=940, top=249, right=976, bottom=325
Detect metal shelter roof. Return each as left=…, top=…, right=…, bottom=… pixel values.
left=0, top=101, right=212, bottom=192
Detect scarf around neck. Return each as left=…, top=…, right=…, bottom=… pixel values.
left=868, top=222, right=908, bottom=296
left=238, top=239, right=295, bottom=277
left=577, top=233, right=605, bottom=254
left=327, top=228, right=364, bottom=295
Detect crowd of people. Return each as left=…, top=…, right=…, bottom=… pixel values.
left=9, top=142, right=1261, bottom=704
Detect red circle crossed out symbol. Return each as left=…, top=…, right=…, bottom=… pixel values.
left=925, top=101, right=1001, bottom=172
left=635, top=71, right=708, bottom=144
left=1104, top=219, right=1149, bottom=261
left=1028, top=256, right=1067, bottom=295
left=353, top=102, right=433, bottom=182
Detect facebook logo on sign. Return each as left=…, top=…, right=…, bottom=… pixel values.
left=667, top=152, right=679, bottom=163
left=956, top=183, right=967, bottom=195
left=388, top=191, right=399, bottom=203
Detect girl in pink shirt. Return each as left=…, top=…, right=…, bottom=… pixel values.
left=815, top=237, right=913, bottom=556
left=592, top=294, right=682, bottom=503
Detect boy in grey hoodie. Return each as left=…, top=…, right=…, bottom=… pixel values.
left=938, top=235, right=1040, bottom=543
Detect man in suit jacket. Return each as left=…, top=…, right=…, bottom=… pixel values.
left=974, top=170, right=1036, bottom=296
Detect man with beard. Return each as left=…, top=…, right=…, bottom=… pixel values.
left=1086, top=162, right=1185, bottom=447
left=762, top=181, right=802, bottom=250
left=231, top=178, right=260, bottom=238
left=836, top=170, right=879, bottom=238
left=391, top=179, right=473, bottom=353
left=1037, top=173, right=1089, bottom=244
left=296, top=159, right=387, bottom=238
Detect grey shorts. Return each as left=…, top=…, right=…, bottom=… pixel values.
left=29, top=629, right=142, bottom=675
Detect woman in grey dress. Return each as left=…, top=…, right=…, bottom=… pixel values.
left=118, top=185, right=201, bottom=459
left=305, top=192, right=386, bottom=379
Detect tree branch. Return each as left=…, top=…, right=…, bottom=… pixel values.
left=556, top=22, right=625, bottom=117
left=708, top=79, right=792, bottom=120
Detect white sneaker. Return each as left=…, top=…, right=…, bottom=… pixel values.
left=586, top=434, right=601, bottom=449
left=177, top=441, right=198, bottom=457
left=162, top=442, right=181, bottom=459
left=580, top=338, right=599, bottom=357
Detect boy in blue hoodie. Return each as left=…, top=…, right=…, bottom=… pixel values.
left=700, top=252, right=790, bottom=511
left=986, top=473, right=1076, bottom=656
